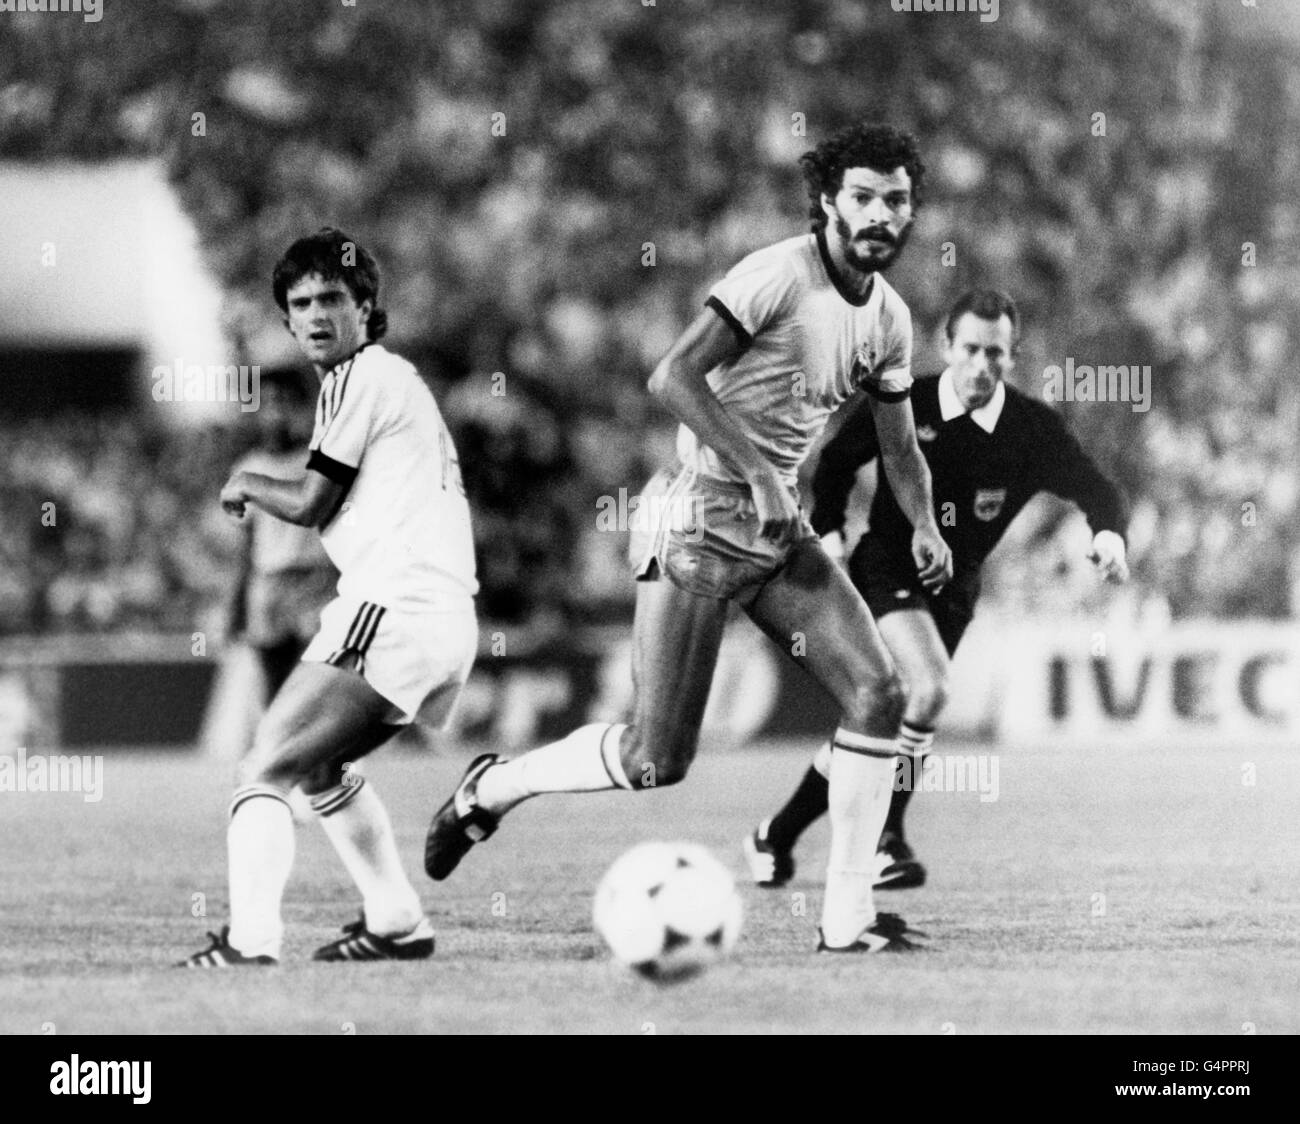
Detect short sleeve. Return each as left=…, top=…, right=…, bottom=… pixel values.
left=705, top=252, right=797, bottom=348
left=308, top=362, right=381, bottom=486
left=860, top=298, right=913, bottom=402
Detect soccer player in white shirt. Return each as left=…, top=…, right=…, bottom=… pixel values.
left=181, top=229, right=478, bottom=966
left=424, top=124, right=953, bottom=953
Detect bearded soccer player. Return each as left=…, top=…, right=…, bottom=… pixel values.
left=181, top=229, right=479, bottom=966
left=745, top=288, right=1130, bottom=891
left=424, top=123, right=953, bottom=954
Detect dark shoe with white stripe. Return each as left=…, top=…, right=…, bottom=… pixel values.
left=423, top=753, right=502, bottom=881
left=816, top=913, right=928, bottom=953
left=177, top=925, right=277, bottom=968
left=874, top=835, right=927, bottom=890
left=313, top=916, right=435, bottom=962
left=743, top=819, right=795, bottom=887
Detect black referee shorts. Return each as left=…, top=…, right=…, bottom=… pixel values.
left=847, top=535, right=979, bottom=658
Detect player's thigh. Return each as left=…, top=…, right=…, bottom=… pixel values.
left=745, top=540, right=900, bottom=726
left=241, top=659, right=397, bottom=788
left=875, top=609, right=950, bottom=702
left=628, top=575, right=729, bottom=760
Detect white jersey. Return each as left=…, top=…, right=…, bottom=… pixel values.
left=308, top=343, right=478, bottom=612
left=678, top=230, right=913, bottom=485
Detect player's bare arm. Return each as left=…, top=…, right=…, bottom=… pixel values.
left=221, top=468, right=345, bottom=528
left=868, top=393, right=952, bottom=591
left=647, top=308, right=803, bottom=544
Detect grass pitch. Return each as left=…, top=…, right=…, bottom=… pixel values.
left=1, top=739, right=1296, bottom=1034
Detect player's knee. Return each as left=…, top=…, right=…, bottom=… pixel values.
left=239, top=734, right=308, bottom=790
left=237, top=754, right=295, bottom=790
left=909, top=673, right=950, bottom=724
left=842, top=671, right=908, bottom=733
left=621, top=726, right=695, bottom=790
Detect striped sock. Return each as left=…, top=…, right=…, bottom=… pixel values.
left=821, top=727, right=897, bottom=947
left=227, top=784, right=294, bottom=959
left=884, top=721, right=935, bottom=840
left=313, top=779, right=424, bottom=937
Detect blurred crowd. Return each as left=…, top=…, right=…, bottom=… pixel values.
left=2, top=0, right=1296, bottom=632
left=0, top=384, right=667, bottom=637
left=0, top=364, right=1294, bottom=639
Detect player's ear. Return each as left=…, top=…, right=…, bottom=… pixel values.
left=282, top=315, right=291, bottom=334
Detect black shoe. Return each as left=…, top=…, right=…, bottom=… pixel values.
left=177, top=925, right=277, bottom=968
left=874, top=835, right=926, bottom=890
left=816, top=912, right=928, bottom=953
left=742, top=819, right=795, bottom=887
left=423, top=753, right=502, bottom=881
left=313, top=915, right=436, bottom=962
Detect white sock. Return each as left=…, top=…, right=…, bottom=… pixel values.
left=811, top=740, right=832, bottom=779
left=312, top=779, right=424, bottom=937
left=476, top=723, right=631, bottom=816
left=227, top=785, right=295, bottom=958
left=821, top=728, right=897, bottom=947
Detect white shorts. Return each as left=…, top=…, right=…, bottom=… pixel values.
left=301, top=597, right=478, bottom=726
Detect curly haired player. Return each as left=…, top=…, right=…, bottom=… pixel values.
left=424, top=123, right=952, bottom=953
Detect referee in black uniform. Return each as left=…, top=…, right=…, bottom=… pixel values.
left=744, top=289, right=1131, bottom=890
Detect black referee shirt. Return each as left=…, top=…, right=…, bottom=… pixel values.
left=811, top=371, right=1129, bottom=581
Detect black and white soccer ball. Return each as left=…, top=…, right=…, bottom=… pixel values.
left=593, top=841, right=743, bottom=981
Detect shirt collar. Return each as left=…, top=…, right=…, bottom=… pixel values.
left=814, top=228, right=876, bottom=308
left=938, top=368, right=1006, bottom=433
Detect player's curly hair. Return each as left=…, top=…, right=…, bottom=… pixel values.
left=272, top=227, right=388, bottom=340
left=800, top=123, right=927, bottom=230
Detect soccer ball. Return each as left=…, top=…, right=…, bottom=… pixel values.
left=593, top=841, right=743, bottom=981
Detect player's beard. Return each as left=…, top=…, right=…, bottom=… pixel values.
left=835, top=213, right=911, bottom=275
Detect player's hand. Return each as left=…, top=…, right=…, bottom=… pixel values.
left=1088, top=530, right=1129, bottom=584
left=911, top=522, right=953, bottom=593
left=819, top=529, right=846, bottom=565
left=220, top=473, right=249, bottom=520
left=745, top=467, right=804, bottom=544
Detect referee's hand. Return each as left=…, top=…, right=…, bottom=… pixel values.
left=1088, top=530, right=1129, bottom=584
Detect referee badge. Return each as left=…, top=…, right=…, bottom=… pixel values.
left=973, top=488, right=1007, bottom=522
